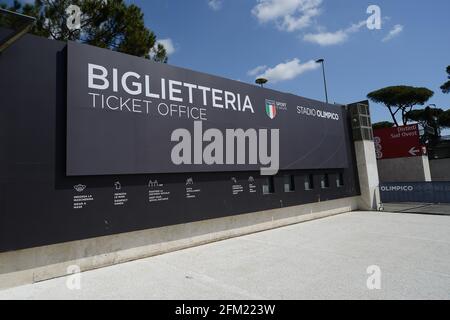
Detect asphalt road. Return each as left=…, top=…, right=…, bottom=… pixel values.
left=0, top=211, right=449, bottom=300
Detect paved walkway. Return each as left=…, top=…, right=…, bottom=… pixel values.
left=0, top=211, right=449, bottom=300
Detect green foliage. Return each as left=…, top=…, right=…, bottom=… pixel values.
left=441, top=66, right=450, bottom=94
left=0, top=0, right=167, bottom=62
left=372, top=121, right=395, bottom=130
left=405, top=107, right=450, bottom=145
left=367, top=86, right=434, bottom=110
left=439, top=110, right=450, bottom=128
left=406, top=107, right=444, bottom=126
left=0, top=0, right=37, bottom=29
left=367, top=86, right=434, bottom=126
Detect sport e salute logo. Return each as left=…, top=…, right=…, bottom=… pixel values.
left=265, top=100, right=277, bottom=119
left=265, top=99, right=287, bottom=120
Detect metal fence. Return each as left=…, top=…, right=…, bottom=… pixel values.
left=380, top=182, right=450, bottom=204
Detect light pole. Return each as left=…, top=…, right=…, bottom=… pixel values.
left=255, top=78, right=268, bottom=88
left=316, top=59, right=329, bottom=104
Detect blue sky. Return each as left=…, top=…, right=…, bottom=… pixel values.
left=12, top=0, right=450, bottom=124
left=131, top=0, right=449, bottom=125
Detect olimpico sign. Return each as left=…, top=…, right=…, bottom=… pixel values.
left=380, top=185, right=414, bottom=192
left=66, top=41, right=351, bottom=176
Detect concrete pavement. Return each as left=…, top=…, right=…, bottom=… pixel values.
left=0, top=211, right=449, bottom=300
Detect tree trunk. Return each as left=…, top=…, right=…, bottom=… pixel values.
left=388, top=106, right=399, bottom=126
left=402, top=105, right=413, bottom=126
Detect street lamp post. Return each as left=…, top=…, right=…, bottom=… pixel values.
left=316, top=59, right=329, bottom=104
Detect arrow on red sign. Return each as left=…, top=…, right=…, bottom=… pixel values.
left=408, top=147, right=420, bottom=156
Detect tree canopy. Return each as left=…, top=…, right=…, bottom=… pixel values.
left=438, top=110, right=450, bottom=128
left=441, top=66, right=450, bottom=94
left=367, top=86, right=434, bottom=126
left=406, top=108, right=450, bottom=128
left=372, top=121, right=395, bottom=130
left=405, top=107, right=450, bottom=146
left=0, top=0, right=168, bottom=62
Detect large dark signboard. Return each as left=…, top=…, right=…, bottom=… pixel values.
left=67, top=42, right=348, bottom=176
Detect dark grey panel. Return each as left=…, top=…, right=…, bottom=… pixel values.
left=381, top=182, right=450, bottom=204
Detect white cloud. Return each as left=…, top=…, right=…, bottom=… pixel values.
left=255, top=58, right=319, bottom=83
left=252, top=0, right=322, bottom=32
left=156, top=38, right=175, bottom=56
left=247, top=65, right=268, bottom=76
left=303, top=20, right=366, bottom=46
left=303, top=30, right=348, bottom=46
left=208, top=0, right=223, bottom=11
left=382, top=24, right=404, bottom=42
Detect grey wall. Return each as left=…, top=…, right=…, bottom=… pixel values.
left=355, top=140, right=380, bottom=210
left=377, top=156, right=431, bottom=182
left=430, top=158, right=450, bottom=182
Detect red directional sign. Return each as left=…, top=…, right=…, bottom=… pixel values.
left=374, top=124, right=426, bottom=160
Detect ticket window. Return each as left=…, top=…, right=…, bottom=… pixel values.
left=262, top=176, right=275, bottom=195
left=304, top=175, right=314, bottom=191
left=320, top=174, right=330, bottom=189
left=284, top=175, right=295, bottom=193
left=336, top=173, right=344, bottom=188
